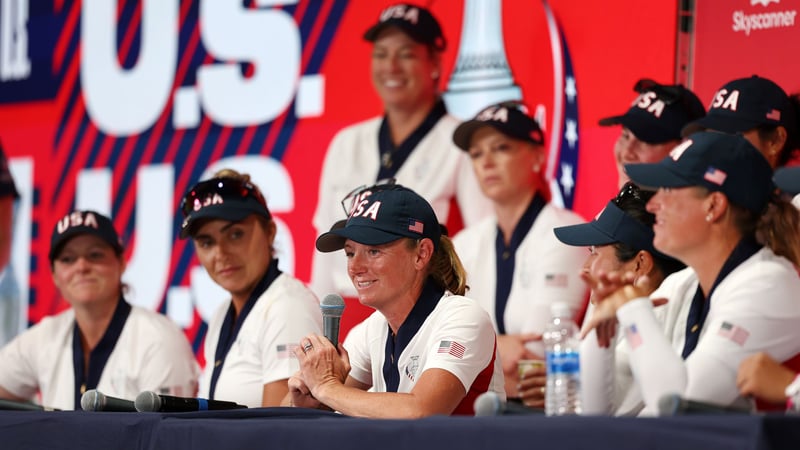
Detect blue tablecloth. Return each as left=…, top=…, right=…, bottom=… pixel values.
left=1, top=408, right=797, bottom=450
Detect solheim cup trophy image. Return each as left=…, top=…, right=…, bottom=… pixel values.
left=443, top=0, right=522, bottom=119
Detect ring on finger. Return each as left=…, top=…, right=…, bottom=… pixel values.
left=303, top=342, right=313, bottom=352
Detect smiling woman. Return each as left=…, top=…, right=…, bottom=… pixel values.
left=288, top=183, right=504, bottom=418
left=0, top=210, right=198, bottom=410
left=180, top=169, right=322, bottom=408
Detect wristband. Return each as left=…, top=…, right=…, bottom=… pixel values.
left=784, top=373, right=800, bottom=412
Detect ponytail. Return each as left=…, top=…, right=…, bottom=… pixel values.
left=426, top=236, right=468, bottom=296
left=756, top=194, right=800, bottom=267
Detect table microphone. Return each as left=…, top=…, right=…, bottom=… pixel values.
left=657, top=393, right=752, bottom=416
left=473, top=391, right=542, bottom=416
left=321, top=294, right=345, bottom=346
left=0, top=399, right=59, bottom=411
left=134, top=391, right=247, bottom=412
left=81, top=389, right=137, bottom=412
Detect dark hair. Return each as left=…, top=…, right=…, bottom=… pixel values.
left=612, top=182, right=686, bottom=277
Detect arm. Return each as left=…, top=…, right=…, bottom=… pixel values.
left=579, top=328, right=617, bottom=415
left=137, top=319, right=200, bottom=396
left=0, top=196, right=14, bottom=270
left=737, top=352, right=796, bottom=404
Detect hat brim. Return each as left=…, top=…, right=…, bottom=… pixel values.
left=774, top=166, right=800, bottom=195
left=316, top=225, right=403, bottom=253
left=625, top=161, right=694, bottom=190
left=49, top=228, right=123, bottom=261
left=681, top=114, right=762, bottom=137
left=180, top=204, right=268, bottom=239
left=599, top=114, right=676, bottom=144
left=554, top=221, right=617, bottom=247
left=453, top=121, right=492, bottom=151
left=364, top=22, right=435, bottom=48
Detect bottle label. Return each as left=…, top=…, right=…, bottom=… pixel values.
left=546, top=350, right=580, bottom=374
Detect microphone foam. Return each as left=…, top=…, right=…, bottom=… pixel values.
left=473, top=391, right=502, bottom=417
left=134, top=391, right=161, bottom=412
left=321, top=294, right=345, bottom=317
left=80, top=389, right=100, bottom=411
left=657, top=393, right=681, bottom=416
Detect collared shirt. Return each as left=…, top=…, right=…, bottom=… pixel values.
left=376, top=100, right=448, bottom=181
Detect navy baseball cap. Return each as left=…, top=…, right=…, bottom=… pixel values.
left=453, top=101, right=545, bottom=151
left=600, top=79, right=706, bottom=144
left=682, top=75, right=795, bottom=136
left=50, top=210, right=124, bottom=261
left=554, top=200, right=672, bottom=261
left=363, top=3, right=446, bottom=51
left=625, top=131, right=774, bottom=214
left=316, top=183, right=441, bottom=252
left=179, top=177, right=271, bottom=238
left=774, top=166, right=800, bottom=195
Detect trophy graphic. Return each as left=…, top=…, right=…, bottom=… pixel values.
left=443, top=0, right=522, bottom=119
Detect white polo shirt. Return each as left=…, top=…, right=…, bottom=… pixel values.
left=199, top=273, right=322, bottom=408
left=453, top=204, right=588, bottom=356
left=601, top=247, right=800, bottom=415
left=310, top=114, right=492, bottom=300
left=343, top=292, right=504, bottom=415
left=0, top=305, right=199, bottom=410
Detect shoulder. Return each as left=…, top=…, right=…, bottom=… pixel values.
left=453, top=216, right=496, bottom=247
left=127, top=306, right=184, bottom=337
left=435, top=294, right=492, bottom=324
left=537, top=203, right=586, bottom=228
left=331, top=117, right=382, bottom=141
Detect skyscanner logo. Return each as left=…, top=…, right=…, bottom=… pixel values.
left=733, top=0, right=797, bottom=36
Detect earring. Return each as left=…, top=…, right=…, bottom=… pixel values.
left=532, top=164, right=540, bottom=173
left=706, top=213, right=713, bottom=222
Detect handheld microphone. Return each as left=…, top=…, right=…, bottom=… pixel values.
left=657, top=393, right=752, bottom=416
left=473, top=391, right=543, bottom=416
left=321, top=294, right=345, bottom=346
left=134, top=391, right=247, bottom=412
left=0, top=399, right=59, bottom=411
left=80, top=389, right=136, bottom=412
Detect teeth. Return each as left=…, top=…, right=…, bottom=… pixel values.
left=357, top=280, right=373, bottom=288
left=384, top=80, right=401, bottom=88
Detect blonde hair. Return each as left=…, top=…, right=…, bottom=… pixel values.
left=406, top=235, right=468, bottom=296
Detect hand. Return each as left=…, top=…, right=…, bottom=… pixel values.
left=496, top=333, right=542, bottom=398
left=287, top=372, right=321, bottom=409
left=517, top=363, right=546, bottom=409
left=294, top=334, right=351, bottom=400
left=737, top=352, right=797, bottom=404
left=579, top=270, right=666, bottom=346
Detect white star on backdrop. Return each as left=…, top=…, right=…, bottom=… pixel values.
left=560, top=163, right=575, bottom=196
left=565, top=119, right=578, bottom=149
left=565, top=76, right=577, bottom=103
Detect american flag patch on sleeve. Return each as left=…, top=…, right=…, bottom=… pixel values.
left=717, top=321, right=749, bottom=346
left=276, top=343, right=299, bottom=359
left=545, top=273, right=568, bottom=287
left=625, top=324, right=643, bottom=349
left=437, top=340, right=466, bottom=359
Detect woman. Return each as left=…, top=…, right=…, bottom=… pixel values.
left=682, top=75, right=800, bottom=168
left=0, top=210, right=198, bottom=410
left=290, top=183, right=503, bottom=417
left=311, top=3, right=490, bottom=327
left=582, top=132, right=800, bottom=414
left=450, top=101, right=588, bottom=400
left=545, top=182, right=685, bottom=414
left=180, top=169, right=322, bottom=408
left=599, top=79, right=706, bottom=188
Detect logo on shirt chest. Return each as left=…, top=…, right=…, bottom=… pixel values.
left=404, top=355, right=420, bottom=382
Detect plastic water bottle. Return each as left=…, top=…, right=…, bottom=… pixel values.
left=544, top=302, right=581, bottom=415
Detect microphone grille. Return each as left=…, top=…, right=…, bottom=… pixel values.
left=134, top=391, right=161, bottom=412
left=321, top=294, right=345, bottom=317
left=473, top=391, right=501, bottom=417
left=80, top=389, right=100, bottom=411
left=657, top=393, right=681, bottom=416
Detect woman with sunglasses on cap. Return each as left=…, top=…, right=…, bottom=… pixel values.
left=450, top=101, right=588, bottom=402
left=311, top=3, right=490, bottom=324
left=289, top=183, right=503, bottom=417
left=600, top=79, right=706, bottom=189
left=580, top=132, right=800, bottom=414
left=180, top=169, right=322, bottom=408
left=0, top=210, right=198, bottom=410
left=546, top=182, right=685, bottom=414
left=682, top=75, right=800, bottom=169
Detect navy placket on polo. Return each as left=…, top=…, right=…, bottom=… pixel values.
left=681, top=238, right=762, bottom=358
left=72, top=297, right=131, bottom=409
left=376, top=100, right=447, bottom=181
left=383, top=279, right=444, bottom=392
left=494, top=193, right=546, bottom=334
left=208, top=258, right=281, bottom=399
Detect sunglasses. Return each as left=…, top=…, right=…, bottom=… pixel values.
left=180, top=177, right=267, bottom=217
left=339, top=178, right=397, bottom=216
left=614, top=181, right=644, bottom=205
